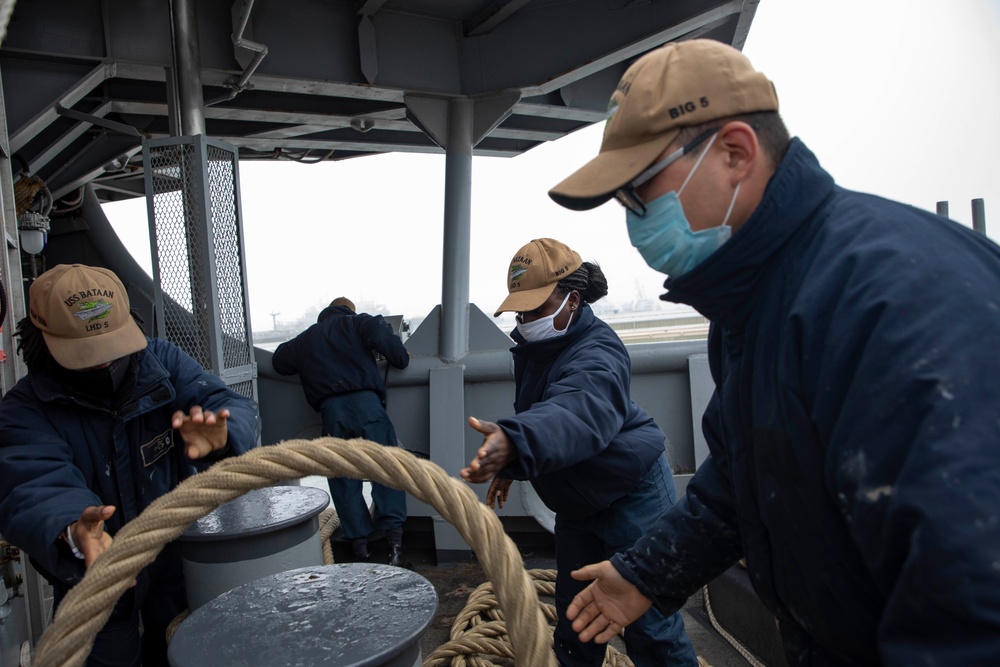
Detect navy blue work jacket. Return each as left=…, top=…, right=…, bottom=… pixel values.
left=272, top=305, right=409, bottom=410
left=612, top=139, right=1000, bottom=665
left=0, top=338, right=259, bottom=587
left=497, top=304, right=666, bottom=519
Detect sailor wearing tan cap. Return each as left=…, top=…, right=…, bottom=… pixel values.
left=552, top=40, right=1000, bottom=665
left=462, top=239, right=697, bottom=667
left=0, top=264, right=260, bottom=667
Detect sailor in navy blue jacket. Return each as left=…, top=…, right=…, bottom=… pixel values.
left=609, top=136, right=1000, bottom=664
left=548, top=39, right=1000, bottom=667
left=494, top=302, right=665, bottom=519
left=463, top=239, right=697, bottom=667
left=0, top=264, right=259, bottom=666
left=0, top=337, right=260, bottom=585
left=271, top=299, right=409, bottom=409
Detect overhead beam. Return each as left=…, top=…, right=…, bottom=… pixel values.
left=467, top=0, right=532, bottom=37
left=91, top=178, right=147, bottom=198
left=109, top=100, right=565, bottom=142
left=55, top=103, right=141, bottom=137
left=244, top=121, right=561, bottom=143
left=730, top=0, right=761, bottom=49
left=10, top=62, right=113, bottom=153
left=520, top=0, right=743, bottom=97
left=512, top=102, right=606, bottom=123
left=112, top=61, right=411, bottom=103
left=357, top=0, right=388, bottom=16
left=29, top=101, right=112, bottom=174
left=217, top=136, right=443, bottom=154
left=211, top=135, right=523, bottom=158
left=50, top=143, right=144, bottom=201
left=111, top=100, right=412, bottom=132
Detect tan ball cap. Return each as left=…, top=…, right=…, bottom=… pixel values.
left=549, top=39, right=779, bottom=211
left=494, top=238, right=583, bottom=317
left=29, top=264, right=147, bottom=370
left=330, top=296, right=356, bottom=313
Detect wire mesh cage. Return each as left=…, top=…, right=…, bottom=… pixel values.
left=143, top=136, right=256, bottom=401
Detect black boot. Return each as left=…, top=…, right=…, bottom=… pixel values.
left=388, top=541, right=406, bottom=568
left=351, top=538, right=371, bottom=562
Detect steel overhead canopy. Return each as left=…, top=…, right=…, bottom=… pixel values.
left=0, top=0, right=759, bottom=203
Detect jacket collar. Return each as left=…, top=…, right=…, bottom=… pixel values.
left=660, top=138, right=835, bottom=330
left=317, top=305, right=353, bottom=322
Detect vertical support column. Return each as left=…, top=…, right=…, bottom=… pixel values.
left=0, top=68, right=27, bottom=390
left=440, top=99, right=473, bottom=364
left=936, top=201, right=949, bottom=218
left=429, top=364, right=471, bottom=561
left=404, top=92, right=517, bottom=558
left=169, top=0, right=207, bottom=137
left=972, top=198, right=986, bottom=236
left=0, top=65, right=51, bottom=649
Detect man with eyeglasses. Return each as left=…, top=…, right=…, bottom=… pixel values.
left=548, top=39, right=1000, bottom=665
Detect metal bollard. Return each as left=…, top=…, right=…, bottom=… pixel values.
left=167, top=563, right=438, bottom=667
left=177, top=485, right=330, bottom=610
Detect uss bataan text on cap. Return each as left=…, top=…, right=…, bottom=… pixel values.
left=29, top=264, right=147, bottom=370
left=549, top=39, right=779, bottom=210
left=493, top=238, right=583, bottom=317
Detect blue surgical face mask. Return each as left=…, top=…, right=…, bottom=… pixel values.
left=516, top=291, right=574, bottom=342
left=626, top=133, right=740, bottom=278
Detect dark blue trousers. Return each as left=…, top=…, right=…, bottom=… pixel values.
left=320, top=390, right=407, bottom=540
left=552, top=455, right=698, bottom=667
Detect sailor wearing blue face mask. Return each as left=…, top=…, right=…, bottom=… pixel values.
left=461, top=238, right=697, bottom=667
left=623, top=128, right=740, bottom=278
left=548, top=39, right=1000, bottom=667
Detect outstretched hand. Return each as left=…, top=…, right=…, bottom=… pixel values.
left=69, top=505, right=115, bottom=568
left=567, top=561, right=654, bottom=644
left=461, top=416, right=515, bottom=484
left=173, top=406, right=231, bottom=459
left=486, top=477, right=514, bottom=509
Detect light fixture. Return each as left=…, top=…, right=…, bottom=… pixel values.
left=18, top=210, right=50, bottom=255
left=350, top=117, right=375, bottom=133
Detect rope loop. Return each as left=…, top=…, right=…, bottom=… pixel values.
left=33, top=437, right=556, bottom=667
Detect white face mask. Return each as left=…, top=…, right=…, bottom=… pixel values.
left=516, top=292, right=574, bottom=342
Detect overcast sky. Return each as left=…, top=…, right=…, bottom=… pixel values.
left=104, top=0, right=1000, bottom=332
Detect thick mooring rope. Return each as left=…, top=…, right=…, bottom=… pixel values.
left=317, top=506, right=340, bottom=566
left=32, top=437, right=555, bottom=667
left=424, top=568, right=637, bottom=667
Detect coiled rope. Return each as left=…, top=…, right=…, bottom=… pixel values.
left=32, top=437, right=555, bottom=667
left=424, top=568, right=637, bottom=667
left=317, top=505, right=340, bottom=566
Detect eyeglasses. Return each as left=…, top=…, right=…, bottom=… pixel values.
left=614, top=127, right=722, bottom=216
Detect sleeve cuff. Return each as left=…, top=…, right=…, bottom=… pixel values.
left=204, top=440, right=233, bottom=460
left=610, top=551, right=687, bottom=618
